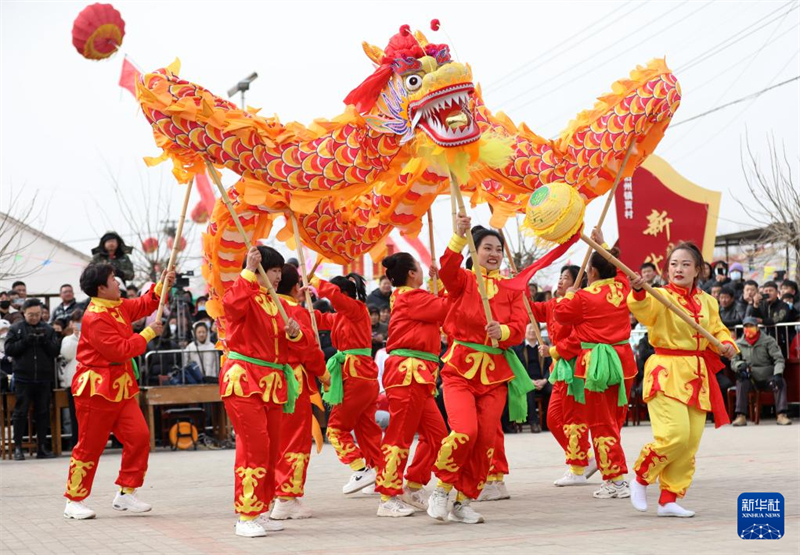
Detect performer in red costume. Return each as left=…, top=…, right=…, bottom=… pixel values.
left=312, top=273, right=383, bottom=495
left=534, top=265, right=599, bottom=487
left=426, top=215, right=529, bottom=525
left=63, top=263, right=173, bottom=520
left=271, top=264, right=329, bottom=521
left=553, top=229, right=637, bottom=500
left=220, top=246, right=310, bottom=538
left=374, top=252, right=449, bottom=517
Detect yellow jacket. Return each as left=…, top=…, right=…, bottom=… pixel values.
left=627, top=284, right=737, bottom=412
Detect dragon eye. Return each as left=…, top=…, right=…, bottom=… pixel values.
left=404, top=74, right=423, bottom=91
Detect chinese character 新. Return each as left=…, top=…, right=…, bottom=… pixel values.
left=643, top=209, right=673, bottom=241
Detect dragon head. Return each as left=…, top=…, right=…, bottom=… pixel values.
left=345, top=25, right=480, bottom=147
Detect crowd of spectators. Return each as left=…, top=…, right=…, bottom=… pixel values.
left=1, top=230, right=798, bottom=457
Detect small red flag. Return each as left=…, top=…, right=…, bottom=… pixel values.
left=119, top=55, right=140, bottom=96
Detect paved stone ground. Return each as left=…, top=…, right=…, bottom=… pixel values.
left=1, top=421, right=798, bottom=555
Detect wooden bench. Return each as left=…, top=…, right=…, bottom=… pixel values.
left=139, top=385, right=229, bottom=451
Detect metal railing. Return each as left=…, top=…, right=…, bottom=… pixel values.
left=732, top=321, right=799, bottom=360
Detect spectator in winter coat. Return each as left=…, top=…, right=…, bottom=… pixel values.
left=365, top=275, right=392, bottom=311
left=718, top=287, right=744, bottom=330
left=182, top=322, right=220, bottom=379
left=51, top=284, right=80, bottom=323
left=731, top=317, right=791, bottom=426
left=59, top=310, right=83, bottom=448
left=91, top=232, right=135, bottom=283
left=3, top=299, right=61, bottom=460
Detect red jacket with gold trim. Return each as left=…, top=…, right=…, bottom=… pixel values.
left=553, top=269, right=637, bottom=380
left=531, top=297, right=581, bottom=362
left=383, top=286, right=449, bottom=391
left=73, top=285, right=162, bottom=402
left=279, top=293, right=326, bottom=395
left=313, top=278, right=378, bottom=381
left=439, top=235, right=527, bottom=385
left=219, top=270, right=311, bottom=405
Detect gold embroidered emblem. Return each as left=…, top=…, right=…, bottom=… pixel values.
left=111, top=372, right=133, bottom=402
left=235, top=466, right=267, bottom=513
left=222, top=365, right=248, bottom=397
left=279, top=452, right=310, bottom=495
left=593, top=436, right=621, bottom=477
left=65, top=458, right=95, bottom=498
left=463, top=351, right=496, bottom=383
left=255, top=293, right=277, bottom=316
left=563, top=423, right=589, bottom=461
left=74, top=370, right=103, bottom=397
left=326, top=427, right=356, bottom=459
left=259, top=372, right=283, bottom=403
left=435, top=431, right=469, bottom=472
left=377, top=445, right=409, bottom=491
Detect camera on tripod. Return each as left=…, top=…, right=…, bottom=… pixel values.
left=175, top=270, right=194, bottom=289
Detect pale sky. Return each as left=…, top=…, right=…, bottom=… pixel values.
left=2, top=0, right=799, bottom=289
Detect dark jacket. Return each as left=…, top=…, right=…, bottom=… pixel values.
left=719, top=303, right=745, bottom=330
left=50, top=300, right=79, bottom=323
left=3, top=320, right=60, bottom=382
left=366, top=289, right=391, bottom=311
left=746, top=299, right=795, bottom=326
left=91, top=232, right=135, bottom=282
left=512, top=341, right=551, bottom=381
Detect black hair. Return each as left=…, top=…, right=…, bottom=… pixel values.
left=12, top=281, right=25, bottom=289
left=744, top=279, right=759, bottom=288
left=781, top=279, right=798, bottom=294
left=60, top=284, right=73, bottom=291
left=589, top=247, right=620, bottom=281
left=560, top=264, right=586, bottom=288
left=22, top=298, right=42, bottom=311
left=711, top=283, right=723, bottom=290
left=286, top=257, right=300, bottom=268
left=80, top=263, right=116, bottom=297
left=368, top=305, right=380, bottom=315
left=193, top=321, right=209, bottom=331
left=664, top=242, right=704, bottom=286
left=241, top=246, right=285, bottom=272
left=330, top=273, right=367, bottom=302
left=640, top=262, right=656, bottom=272
left=763, top=281, right=778, bottom=290
left=70, top=309, right=84, bottom=323
left=53, top=317, right=69, bottom=329
left=465, top=225, right=504, bottom=270
left=277, top=264, right=301, bottom=295
left=719, top=286, right=735, bottom=298
left=382, top=252, right=417, bottom=287
left=313, top=299, right=333, bottom=313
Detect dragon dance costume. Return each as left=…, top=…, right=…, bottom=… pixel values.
left=219, top=269, right=310, bottom=519
left=64, top=284, right=164, bottom=503
left=313, top=278, right=383, bottom=475
left=375, top=286, right=448, bottom=501
left=432, top=234, right=528, bottom=501
left=628, top=283, right=736, bottom=506
left=553, top=268, right=636, bottom=489
left=273, top=294, right=328, bottom=504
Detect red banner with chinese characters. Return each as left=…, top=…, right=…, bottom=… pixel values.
left=615, top=155, right=720, bottom=274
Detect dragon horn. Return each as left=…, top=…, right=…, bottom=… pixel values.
left=414, top=30, right=430, bottom=47
left=361, top=41, right=385, bottom=64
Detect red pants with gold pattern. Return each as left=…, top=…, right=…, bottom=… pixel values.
left=224, top=394, right=283, bottom=517
left=375, top=382, right=448, bottom=497
left=326, top=378, right=382, bottom=470
left=64, top=394, right=150, bottom=501
left=274, top=385, right=312, bottom=498
left=433, top=372, right=507, bottom=499
left=584, top=378, right=634, bottom=480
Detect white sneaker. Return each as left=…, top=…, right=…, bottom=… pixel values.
left=554, top=468, right=588, bottom=487
left=494, top=481, right=510, bottom=500
left=447, top=500, right=485, bottom=524
left=235, top=519, right=267, bottom=538
left=630, top=480, right=648, bottom=512
left=256, top=514, right=285, bottom=531
left=112, top=490, right=152, bottom=513
left=342, top=467, right=376, bottom=494
left=377, top=496, right=415, bottom=517
left=477, top=482, right=499, bottom=501
left=585, top=457, right=599, bottom=479
left=402, top=486, right=430, bottom=510
left=593, top=480, right=630, bottom=499
left=426, top=487, right=450, bottom=521
left=64, top=500, right=96, bottom=520
left=658, top=502, right=695, bottom=518
left=360, top=483, right=379, bottom=496
left=270, top=498, right=312, bottom=520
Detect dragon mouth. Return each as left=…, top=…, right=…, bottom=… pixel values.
left=409, top=83, right=481, bottom=147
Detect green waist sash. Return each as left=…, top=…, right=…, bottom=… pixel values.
left=228, top=351, right=298, bottom=414
left=549, top=357, right=586, bottom=401
left=454, top=340, right=535, bottom=423
left=579, top=341, right=628, bottom=407
left=388, top=349, right=440, bottom=363
left=323, top=348, right=371, bottom=405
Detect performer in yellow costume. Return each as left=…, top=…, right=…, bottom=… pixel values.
left=627, top=242, right=737, bottom=518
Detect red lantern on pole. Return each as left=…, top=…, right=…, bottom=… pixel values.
left=191, top=203, right=209, bottom=224
left=141, top=237, right=158, bottom=254
left=167, top=236, right=187, bottom=252
left=72, top=3, right=126, bottom=61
